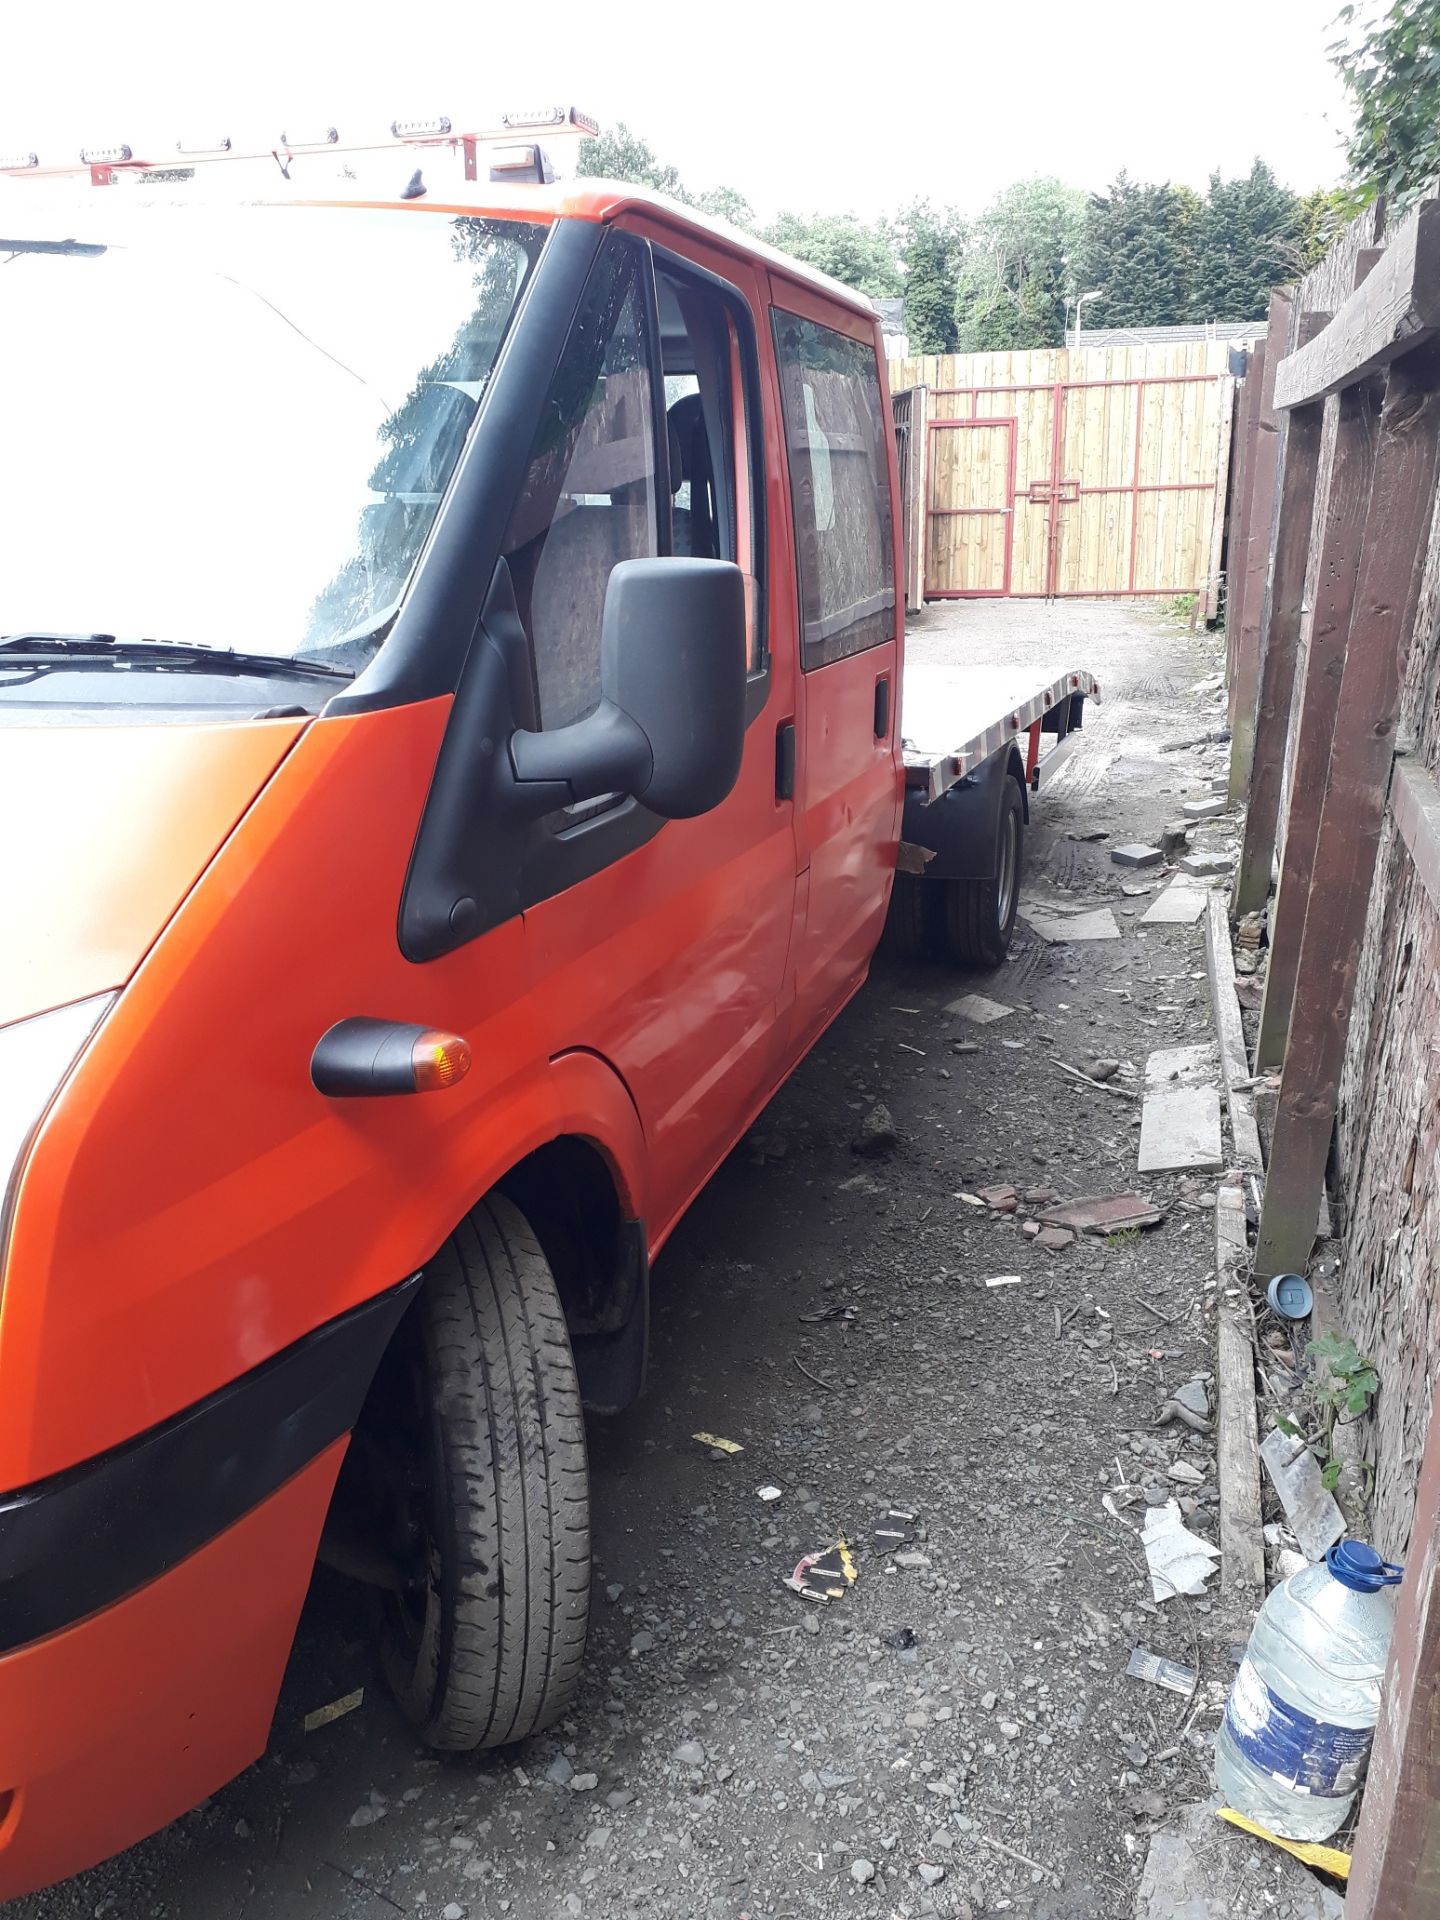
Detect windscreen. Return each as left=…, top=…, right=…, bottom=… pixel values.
left=0, top=204, right=545, bottom=665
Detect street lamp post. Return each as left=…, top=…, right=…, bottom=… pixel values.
left=1073, top=288, right=1103, bottom=351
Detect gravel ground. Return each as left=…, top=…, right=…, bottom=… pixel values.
left=17, top=600, right=1273, bottom=1920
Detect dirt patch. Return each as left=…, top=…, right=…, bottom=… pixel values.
left=20, top=602, right=1265, bottom=1920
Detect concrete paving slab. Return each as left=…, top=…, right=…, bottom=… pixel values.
left=1141, top=887, right=1209, bottom=925
left=1139, top=1085, right=1224, bottom=1172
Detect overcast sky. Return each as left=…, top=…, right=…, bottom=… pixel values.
left=4, top=0, right=1352, bottom=221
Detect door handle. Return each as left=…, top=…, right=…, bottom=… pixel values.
left=874, top=676, right=891, bottom=740
left=775, top=720, right=796, bottom=801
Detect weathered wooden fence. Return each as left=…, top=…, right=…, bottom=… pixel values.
left=1225, top=197, right=1440, bottom=1917
left=886, top=344, right=1235, bottom=605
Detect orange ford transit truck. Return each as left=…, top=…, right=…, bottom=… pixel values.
left=0, top=127, right=1094, bottom=1894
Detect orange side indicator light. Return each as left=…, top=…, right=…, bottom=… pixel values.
left=412, top=1031, right=472, bottom=1092
left=311, top=1019, right=472, bottom=1097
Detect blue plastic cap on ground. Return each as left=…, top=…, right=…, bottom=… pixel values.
left=1326, top=1540, right=1404, bottom=1592
left=1266, top=1272, right=1314, bottom=1319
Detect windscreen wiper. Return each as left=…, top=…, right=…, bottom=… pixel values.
left=0, top=633, right=352, bottom=681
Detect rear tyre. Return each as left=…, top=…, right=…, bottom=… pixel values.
left=884, top=872, right=936, bottom=957
left=382, top=1196, right=591, bottom=1751
left=934, top=777, right=1024, bottom=968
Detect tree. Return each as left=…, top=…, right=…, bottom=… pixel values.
left=760, top=212, right=902, bottom=298
left=1078, top=174, right=1201, bottom=330
left=894, top=200, right=965, bottom=353
left=692, top=185, right=756, bottom=230
left=1188, top=160, right=1302, bottom=321
left=953, top=178, right=1087, bottom=350
left=1333, top=0, right=1440, bottom=208
left=575, top=122, right=686, bottom=198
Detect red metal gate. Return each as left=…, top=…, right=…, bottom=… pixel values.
left=923, top=372, right=1230, bottom=601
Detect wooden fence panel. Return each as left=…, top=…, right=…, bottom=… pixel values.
left=888, top=343, right=1233, bottom=602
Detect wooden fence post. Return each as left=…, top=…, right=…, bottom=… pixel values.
left=1255, top=381, right=1382, bottom=1068
left=1232, top=314, right=1329, bottom=918
left=1225, top=350, right=1260, bottom=712
left=1229, top=290, right=1293, bottom=804
left=1254, top=348, right=1440, bottom=1276
left=1344, top=1383, right=1440, bottom=1917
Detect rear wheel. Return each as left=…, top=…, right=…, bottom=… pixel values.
left=380, top=1196, right=591, bottom=1750
left=934, top=777, right=1024, bottom=968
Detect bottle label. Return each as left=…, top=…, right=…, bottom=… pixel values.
left=1223, top=1657, right=1374, bottom=1798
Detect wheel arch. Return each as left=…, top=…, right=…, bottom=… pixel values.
left=898, top=743, right=1029, bottom=883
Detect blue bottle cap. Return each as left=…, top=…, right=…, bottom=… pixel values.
left=1325, top=1540, right=1404, bottom=1592
left=1266, top=1272, right=1314, bottom=1320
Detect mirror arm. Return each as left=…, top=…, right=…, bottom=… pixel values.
left=509, top=702, right=653, bottom=805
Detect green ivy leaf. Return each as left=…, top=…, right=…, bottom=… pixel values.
left=1275, top=1415, right=1303, bottom=1438
left=1322, top=1460, right=1343, bottom=1492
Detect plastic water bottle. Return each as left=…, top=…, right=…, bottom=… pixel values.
left=1215, top=1540, right=1404, bottom=1840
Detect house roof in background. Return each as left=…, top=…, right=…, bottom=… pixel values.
left=1065, top=320, right=1265, bottom=348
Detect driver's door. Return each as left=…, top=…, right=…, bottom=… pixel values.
left=514, top=230, right=797, bottom=1240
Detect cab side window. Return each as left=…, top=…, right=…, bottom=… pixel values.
left=503, top=238, right=660, bottom=731
left=773, top=312, right=895, bottom=670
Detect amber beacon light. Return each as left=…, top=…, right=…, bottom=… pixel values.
left=311, top=1018, right=472, bottom=1097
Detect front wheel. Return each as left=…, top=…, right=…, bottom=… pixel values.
left=381, top=1196, right=591, bottom=1750
left=934, top=777, right=1024, bottom=968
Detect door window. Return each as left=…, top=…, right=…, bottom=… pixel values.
left=503, top=237, right=661, bottom=731
left=773, top=313, right=895, bottom=670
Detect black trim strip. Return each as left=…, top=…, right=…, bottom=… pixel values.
left=0, top=1275, right=419, bottom=1655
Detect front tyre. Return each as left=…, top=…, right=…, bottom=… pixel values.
left=383, top=1196, right=591, bottom=1750
left=935, top=777, right=1024, bottom=968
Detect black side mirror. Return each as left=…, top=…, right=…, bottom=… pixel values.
left=509, top=557, right=747, bottom=819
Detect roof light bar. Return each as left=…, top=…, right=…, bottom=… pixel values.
left=392, top=115, right=452, bottom=140
left=176, top=135, right=232, bottom=155
left=0, top=151, right=39, bottom=171
left=501, top=105, right=599, bottom=135
left=79, top=144, right=133, bottom=167
left=278, top=126, right=339, bottom=149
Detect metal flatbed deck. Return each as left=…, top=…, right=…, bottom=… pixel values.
left=900, top=664, right=1102, bottom=802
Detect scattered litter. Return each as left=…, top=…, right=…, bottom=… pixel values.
left=757, top=1484, right=783, bottom=1503
left=1141, top=887, right=1208, bottom=926
left=1039, top=1192, right=1163, bottom=1235
left=1260, top=1428, right=1346, bottom=1562
left=1181, top=797, right=1226, bottom=820
left=799, top=1302, right=856, bottom=1324
left=303, top=1688, right=364, bottom=1734
left=785, top=1538, right=857, bottom=1602
left=883, top=1625, right=917, bottom=1649
left=1121, top=880, right=1159, bottom=896
left=1266, top=1273, right=1314, bottom=1319
left=947, top=992, right=1014, bottom=1024
left=1021, top=904, right=1121, bottom=943
left=1138, top=1084, right=1223, bottom=1174
left=873, top=1507, right=919, bottom=1552
left=1126, top=1646, right=1198, bottom=1696
left=957, top=1190, right=987, bottom=1208
left=999, top=1037, right=1025, bottom=1049
left=1111, top=843, right=1164, bottom=868
left=1217, top=1807, right=1351, bottom=1881
left=1142, top=1499, right=1221, bottom=1600
left=1168, top=1459, right=1206, bottom=1486
left=851, top=1102, right=899, bottom=1156
left=693, top=1432, right=743, bottom=1455
left=985, top=1274, right=1024, bottom=1288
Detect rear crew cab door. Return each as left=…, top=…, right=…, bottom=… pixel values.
left=768, top=284, right=903, bottom=1048
left=514, top=226, right=797, bottom=1241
